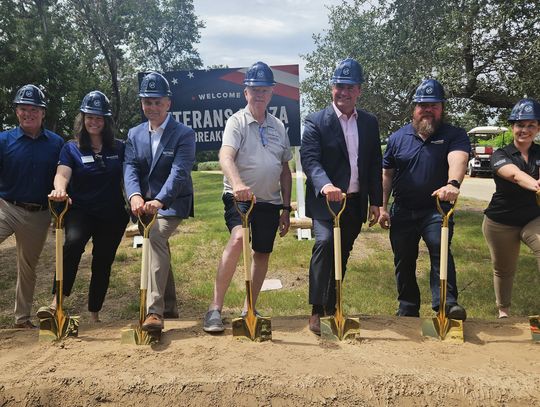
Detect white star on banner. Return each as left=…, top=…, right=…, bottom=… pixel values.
left=187, top=72, right=194, bottom=79
left=171, top=78, right=178, bottom=85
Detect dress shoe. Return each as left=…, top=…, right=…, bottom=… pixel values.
left=309, top=314, right=321, bottom=335
left=447, top=304, right=467, bottom=321
left=14, top=320, right=37, bottom=329
left=141, top=313, right=163, bottom=331
left=36, top=306, right=56, bottom=319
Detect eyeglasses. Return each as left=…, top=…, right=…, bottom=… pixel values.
left=94, top=153, right=106, bottom=168
left=259, top=126, right=268, bottom=147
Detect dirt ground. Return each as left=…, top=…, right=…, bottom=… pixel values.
left=1, top=315, right=539, bottom=406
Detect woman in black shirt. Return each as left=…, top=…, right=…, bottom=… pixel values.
left=483, top=98, right=540, bottom=318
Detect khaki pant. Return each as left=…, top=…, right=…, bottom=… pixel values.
left=146, top=216, right=182, bottom=316
left=0, top=199, right=51, bottom=324
left=482, top=215, right=540, bottom=309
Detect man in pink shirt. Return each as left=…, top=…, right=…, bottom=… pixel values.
left=300, top=58, right=382, bottom=335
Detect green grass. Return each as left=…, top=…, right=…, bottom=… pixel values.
left=0, top=172, right=538, bottom=327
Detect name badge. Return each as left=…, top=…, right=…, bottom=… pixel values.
left=107, top=155, right=119, bottom=160
left=431, top=140, right=444, bottom=144
left=162, top=149, right=174, bottom=157
left=81, top=155, right=94, bottom=163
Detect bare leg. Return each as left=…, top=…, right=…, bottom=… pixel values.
left=209, top=226, right=243, bottom=311
left=243, top=251, right=271, bottom=311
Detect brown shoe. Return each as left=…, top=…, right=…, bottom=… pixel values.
left=309, top=314, right=321, bottom=335
left=14, top=320, right=37, bottom=329
left=142, top=313, right=163, bottom=331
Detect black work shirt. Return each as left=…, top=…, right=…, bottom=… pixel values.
left=383, top=122, right=470, bottom=209
left=484, top=143, right=540, bottom=226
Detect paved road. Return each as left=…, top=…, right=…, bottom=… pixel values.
left=460, top=175, right=495, bottom=202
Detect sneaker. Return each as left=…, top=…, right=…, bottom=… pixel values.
left=203, top=309, right=224, bottom=333
left=36, top=306, right=56, bottom=319
left=447, top=304, right=467, bottom=321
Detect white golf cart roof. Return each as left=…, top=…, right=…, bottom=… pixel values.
left=468, top=126, right=508, bottom=135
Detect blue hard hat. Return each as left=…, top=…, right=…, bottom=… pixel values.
left=331, top=58, right=364, bottom=85
left=80, top=91, right=112, bottom=116
left=412, top=79, right=446, bottom=103
left=139, top=72, right=172, bottom=97
left=508, top=98, right=540, bottom=122
left=13, top=84, right=47, bottom=108
left=244, top=61, right=276, bottom=87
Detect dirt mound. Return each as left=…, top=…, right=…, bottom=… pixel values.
left=1, top=316, right=538, bottom=406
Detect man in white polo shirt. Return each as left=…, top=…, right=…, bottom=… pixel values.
left=203, top=61, right=292, bottom=333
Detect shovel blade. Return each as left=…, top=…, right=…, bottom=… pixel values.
left=38, top=315, right=79, bottom=342
left=320, top=315, right=360, bottom=341
left=421, top=317, right=464, bottom=343
left=529, top=315, right=540, bottom=342
left=120, top=325, right=159, bottom=345
left=231, top=315, right=272, bottom=342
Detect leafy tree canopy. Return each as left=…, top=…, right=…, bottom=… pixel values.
left=302, top=0, right=540, bottom=136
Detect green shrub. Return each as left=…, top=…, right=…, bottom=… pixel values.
left=197, top=161, right=221, bottom=171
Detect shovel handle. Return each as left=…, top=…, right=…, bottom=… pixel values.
left=233, top=195, right=255, bottom=228
left=326, top=193, right=347, bottom=227
left=234, top=196, right=255, bottom=282
left=48, top=198, right=69, bottom=229
left=435, top=195, right=456, bottom=228
left=137, top=213, right=158, bottom=239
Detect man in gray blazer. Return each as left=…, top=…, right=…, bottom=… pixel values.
left=124, top=72, right=196, bottom=332
left=300, top=58, right=382, bottom=335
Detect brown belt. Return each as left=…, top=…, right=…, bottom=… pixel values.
left=4, top=199, right=47, bottom=212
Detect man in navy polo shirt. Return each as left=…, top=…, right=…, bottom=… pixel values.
left=378, top=79, right=470, bottom=320
left=0, top=84, right=64, bottom=328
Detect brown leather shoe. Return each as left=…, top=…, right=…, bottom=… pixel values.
left=309, top=314, right=321, bottom=335
left=14, top=320, right=37, bottom=329
left=141, top=313, right=163, bottom=331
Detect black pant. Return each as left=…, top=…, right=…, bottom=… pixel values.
left=52, top=207, right=129, bottom=312
left=308, top=199, right=363, bottom=311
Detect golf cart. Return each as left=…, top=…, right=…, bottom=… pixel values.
left=467, top=126, right=508, bottom=177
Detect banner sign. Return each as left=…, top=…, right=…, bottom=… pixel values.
left=139, top=65, right=300, bottom=151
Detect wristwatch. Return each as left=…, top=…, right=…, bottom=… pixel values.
left=282, top=205, right=292, bottom=212
left=447, top=179, right=461, bottom=189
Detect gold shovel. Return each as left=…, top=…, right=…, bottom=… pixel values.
left=421, top=197, right=464, bottom=343
left=231, top=196, right=272, bottom=341
left=39, top=199, right=79, bottom=342
left=320, top=194, right=360, bottom=341
left=121, top=213, right=159, bottom=345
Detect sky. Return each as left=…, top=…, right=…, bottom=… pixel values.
left=193, top=0, right=346, bottom=80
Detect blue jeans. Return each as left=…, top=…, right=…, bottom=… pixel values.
left=389, top=202, right=459, bottom=316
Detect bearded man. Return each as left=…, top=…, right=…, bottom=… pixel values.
left=378, top=79, right=470, bottom=320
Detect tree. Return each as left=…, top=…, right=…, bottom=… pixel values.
left=128, top=0, right=204, bottom=72
left=302, top=0, right=540, bottom=136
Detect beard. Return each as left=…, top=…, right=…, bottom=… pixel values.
left=412, top=115, right=441, bottom=138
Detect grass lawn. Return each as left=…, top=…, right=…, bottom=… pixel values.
left=0, top=171, right=538, bottom=326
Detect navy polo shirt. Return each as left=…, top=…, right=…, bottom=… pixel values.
left=59, top=139, right=126, bottom=218
left=484, top=143, right=540, bottom=226
left=0, top=127, right=64, bottom=206
left=383, top=122, right=470, bottom=208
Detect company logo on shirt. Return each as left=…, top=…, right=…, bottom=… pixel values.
left=494, top=159, right=507, bottom=166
